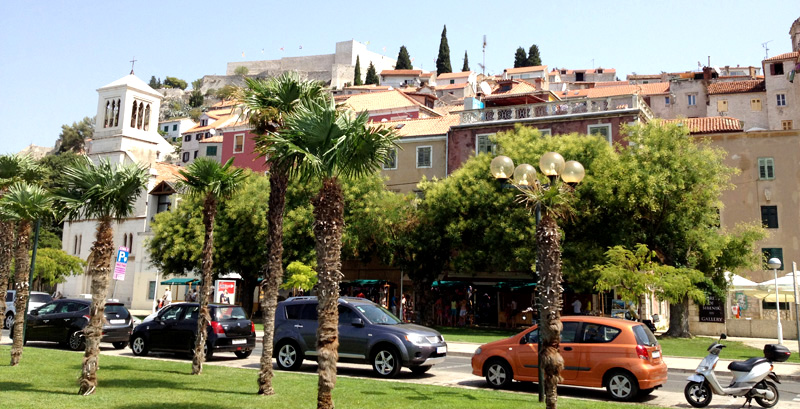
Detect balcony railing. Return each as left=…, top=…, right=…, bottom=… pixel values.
left=459, top=94, right=654, bottom=125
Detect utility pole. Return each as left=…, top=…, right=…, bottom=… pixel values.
left=762, top=41, right=772, bottom=59
left=482, top=35, right=487, bottom=76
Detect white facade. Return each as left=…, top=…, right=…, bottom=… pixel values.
left=159, top=118, right=196, bottom=142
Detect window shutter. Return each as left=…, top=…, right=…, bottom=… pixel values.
left=770, top=64, right=776, bottom=75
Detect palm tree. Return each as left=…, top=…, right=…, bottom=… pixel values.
left=55, top=157, right=148, bottom=395
left=269, top=97, right=398, bottom=409
left=0, top=182, right=53, bottom=365
left=239, top=72, right=325, bottom=395
left=0, top=154, right=42, bottom=343
left=177, top=157, right=246, bottom=375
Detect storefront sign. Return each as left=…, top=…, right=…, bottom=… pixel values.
left=699, top=295, right=725, bottom=323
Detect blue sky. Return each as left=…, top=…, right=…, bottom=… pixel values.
left=1, top=1, right=798, bottom=154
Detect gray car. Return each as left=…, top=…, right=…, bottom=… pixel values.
left=273, top=296, right=447, bottom=377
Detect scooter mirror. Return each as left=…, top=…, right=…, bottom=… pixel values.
left=720, top=333, right=727, bottom=340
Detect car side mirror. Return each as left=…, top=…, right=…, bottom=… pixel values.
left=351, top=318, right=364, bottom=327
left=30, top=310, right=38, bottom=316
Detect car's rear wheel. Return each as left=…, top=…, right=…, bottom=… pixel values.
left=131, top=335, right=149, bottom=356
left=484, top=359, right=513, bottom=389
left=68, top=330, right=85, bottom=351
left=112, top=342, right=128, bottom=350
left=371, top=346, right=401, bottom=378
left=234, top=349, right=252, bottom=359
left=276, top=340, right=303, bottom=370
left=4, top=312, right=13, bottom=329
left=410, top=365, right=432, bottom=375
left=606, top=370, right=639, bottom=401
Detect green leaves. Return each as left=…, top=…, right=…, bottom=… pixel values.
left=177, top=157, right=247, bottom=201
left=281, top=261, right=317, bottom=292
left=0, top=182, right=54, bottom=222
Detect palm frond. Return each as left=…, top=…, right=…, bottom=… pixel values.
left=0, top=154, right=44, bottom=189
left=0, top=182, right=55, bottom=222
left=177, top=157, right=247, bottom=200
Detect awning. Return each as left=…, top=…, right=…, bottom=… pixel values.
left=161, top=278, right=200, bottom=285
left=342, top=279, right=387, bottom=286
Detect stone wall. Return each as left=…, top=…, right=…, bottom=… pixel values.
left=688, top=298, right=799, bottom=340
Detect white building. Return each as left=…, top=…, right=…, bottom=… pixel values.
left=159, top=117, right=196, bottom=143
left=59, top=73, right=184, bottom=313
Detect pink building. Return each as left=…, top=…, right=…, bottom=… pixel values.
left=219, top=123, right=269, bottom=173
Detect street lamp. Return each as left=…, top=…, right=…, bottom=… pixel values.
left=491, top=152, right=584, bottom=405
left=767, top=257, right=783, bottom=344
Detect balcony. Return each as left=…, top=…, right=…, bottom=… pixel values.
left=459, top=94, right=654, bottom=125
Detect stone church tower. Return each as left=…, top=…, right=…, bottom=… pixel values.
left=791, top=16, right=800, bottom=52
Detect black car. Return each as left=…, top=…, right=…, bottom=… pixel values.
left=10, top=298, right=133, bottom=350
left=129, top=302, right=256, bottom=359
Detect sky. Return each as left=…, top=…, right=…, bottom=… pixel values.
left=1, top=0, right=798, bottom=154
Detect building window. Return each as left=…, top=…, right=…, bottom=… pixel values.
left=762, top=248, right=783, bottom=270
left=193, top=150, right=198, bottom=159
left=588, top=124, right=612, bottom=144
left=717, top=100, right=728, bottom=112
left=206, top=146, right=218, bottom=156
left=147, top=281, right=156, bottom=300
left=128, top=233, right=133, bottom=254
left=687, top=94, right=697, bottom=106
left=538, top=128, right=552, bottom=136
left=416, top=146, right=432, bottom=168
left=173, top=124, right=178, bottom=131
left=758, top=157, right=774, bottom=180
left=195, top=134, right=203, bottom=141
left=761, top=206, right=778, bottom=228
left=770, top=63, right=785, bottom=76
left=184, top=135, right=191, bottom=142
left=157, top=195, right=172, bottom=213
left=664, top=96, right=670, bottom=105
left=234, top=134, right=245, bottom=153
left=450, top=79, right=455, bottom=84
left=783, top=120, right=793, bottom=130
left=476, top=134, right=497, bottom=155
left=182, top=152, right=190, bottom=162
left=163, top=126, right=169, bottom=133
left=776, top=94, right=786, bottom=106
left=200, top=119, right=208, bottom=127
left=751, top=98, right=762, bottom=111
left=762, top=300, right=790, bottom=310
left=382, top=148, right=397, bottom=170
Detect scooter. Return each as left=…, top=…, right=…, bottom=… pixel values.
left=684, top=333, right=789, bottom=408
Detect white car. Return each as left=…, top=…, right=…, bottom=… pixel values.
left=4, top=290, right=53, bottom=329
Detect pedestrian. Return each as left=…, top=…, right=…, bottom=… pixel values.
left=189, top=289, right=198, bottom=302
left=571, top=297, right=582, bottom=315
left=161, top=288, right=172, bottom=309
left=401, top=294, right=407, bottom=321
left=390, top=294, right=397, bottom=316
left=459, top=299, right=468, bottom=327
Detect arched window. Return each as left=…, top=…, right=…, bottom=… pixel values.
left=130, top=101, right=138, bottom=127
left=113, top=99, right=120, bottom=127
left=104, top=101, right=111, bottom=128
left=137, top=102, right=145, bottom=129
left=123, top=233, right=128, bottom=249
left=73, top=235, right=78, bottom=254
left=128, top=233, right=134, bottom=253
left=143, top=104, right=151, bottom=131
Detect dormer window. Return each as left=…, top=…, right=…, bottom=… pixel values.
left=200, top=119, right=208, bottom=127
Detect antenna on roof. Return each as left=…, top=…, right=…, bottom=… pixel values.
left=762, top=40, right=773, bottom=59
left=482, top=35, right=487, bottom=76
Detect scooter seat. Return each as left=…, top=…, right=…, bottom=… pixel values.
left=728, top=357, right=768, bottom=372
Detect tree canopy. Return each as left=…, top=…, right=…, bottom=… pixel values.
left=163, top=76, right=188, bottom=90
left=436, top=25, right=452, bottom=75
left=365, top=62, right=379, bottom=85
left=395, top=46, right=412, bottom=70
left=527, top=44, right=542, bottom=67
left=514, top=47, right=527, bottom=68
left=56, top=117, right=94, bottom=153
left=353, top=56, right=363, bottom=86
left=462, top=51, right=470, bottom=72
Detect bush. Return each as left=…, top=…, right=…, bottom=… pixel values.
left=164, top=76, right=188, bottom=90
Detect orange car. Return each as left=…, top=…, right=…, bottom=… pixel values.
left=471, top=316, right=667, bottom=401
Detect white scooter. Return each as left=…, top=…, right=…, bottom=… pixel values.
left=684, top=333, right=789, bottom=408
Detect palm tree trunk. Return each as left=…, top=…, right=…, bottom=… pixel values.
left=9, top=220, right=31, bottom=366
left=192, top=193, right=218, bottom=375
left=0, top=220, right=14, bottom=343
left=537, top=213, right=564, bottom=409
left=77, top=217, right=115, bottom=394
left=258, top=169, right=288, bottom=395
left=312, top=178, right=344, bottom=409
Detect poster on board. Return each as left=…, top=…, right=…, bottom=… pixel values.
left=215, top=280, right=236, bottom=305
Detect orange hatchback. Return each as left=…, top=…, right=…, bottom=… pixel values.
left=471, top=316, right=667, bottom=401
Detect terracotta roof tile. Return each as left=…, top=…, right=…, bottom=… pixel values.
left=153, top=162, right=183, bottom=185
left=199, top=135, right=224, bottom=143
left=183, top=107, right=238, bottom=133
left=484, top=79, right=541, bottom=100
left=558, top=68, right=617, bottom=74
left=436, top=83, right=470, bottom=90
left=581, top=82, right=669, bottom=98
left=707, top=80, right=766, bottom=95
left=380, top=69, right=423, bottom=76
left=370, top=115, right=459, bottom=138
left=504, top=65, right=548, bottom=74
left=340, top=90, right=423, bottom=112
left=663, top=117, right=743, bottom=134
left=344, top=85, right=392, bottom=90
left=436, top=71, right=473, bottom=80
left=764, top=52, right=799, bottom=62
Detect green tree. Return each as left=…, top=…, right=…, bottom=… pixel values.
left=240, top=72, right=325, bottom=395
left=1, top=182, right=53, bottom=366
left=365, top=62, right=380, bottom=85
left=189, top=90, right=204, bottom=108
left=527, top=44, right=542, bottom=67
left=163, top=76, right=188, bottom=90
left=281, top=261, right=317, bottom=295
left=148, top=76, right=160, bottom=89
left=436, top=25, right=452, bottom=75
left=57, top=117, right=94, bottom=153
left=213, top=85, right=239, bottom=100
left=395, top=46, right=412, bottom=70
left=234, top=66, right=249, bottom=76
left=55, top=157, right=148, bottom=394
left=269, top=96, right=398, bottom=409
left=353, top=55, right=363, bottom=86
left=177, top=158, right=246, bottom=375
left=514, top=47, right=527, bottom=68
left=30, top=248, right=84, bottom=291
left=462, top=51, right=470, bottom=72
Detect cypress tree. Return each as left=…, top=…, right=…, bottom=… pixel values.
left=436, top=25, right=452, bottom=75
left=462, top=51, right=470, bottom=72
left=527, top=44, right=542, bottom=67
left=514, top=47, right=527, bottom=68
left=365, top=62, right=380, bottom=85
left=395, top=46, right=413, bottom=70
left=354, top=56, right=363, bottom=85
left=149, top=76, right=159, bottom=89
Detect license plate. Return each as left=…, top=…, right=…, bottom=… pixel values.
left=436, top=346, right=446, bottom=354
left=109, top=319, right=126, bottom=325
left=651, top=351, right=661, bottom=359
left=231, top=338, right=246, bottom=345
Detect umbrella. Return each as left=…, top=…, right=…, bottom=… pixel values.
left=756, top=272, right=800, bottom=302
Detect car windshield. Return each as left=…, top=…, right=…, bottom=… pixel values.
left=105, top=304, right=130, bottom=318
left=214, top=306, right=247, bottom=320
left=354, top=304, right=402, bottom=325
left=30, top=294, right=52, bottom=303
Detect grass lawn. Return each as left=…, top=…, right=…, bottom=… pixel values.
left=0, top=346, right=665, bottom=409
left=658, top=336, right=800, bottom=363
left=435, top=326, right=522, bottom=344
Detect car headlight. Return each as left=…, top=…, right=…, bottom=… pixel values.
left=474, top=347, right=482, bottom=355
left=405, top=334, right=429, bottom=345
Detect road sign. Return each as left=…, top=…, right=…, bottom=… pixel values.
left=114, top=246, right=129, bottom=280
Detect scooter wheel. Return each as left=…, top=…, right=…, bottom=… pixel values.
left=684, top=381, right=712, bottom=408
left=754, top=381, right=779, bottom=408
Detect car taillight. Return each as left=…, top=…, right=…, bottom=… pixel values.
left=83, top=315, right=91, bottom=321
left=636, top=345, right=649, bottom=360
left=251, top=322, right=255, bottom=334
left=209, top=321, right=225, bottom=334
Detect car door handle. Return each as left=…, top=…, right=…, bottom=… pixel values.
left=294, top=324, right=304, bottom=328
left=563, top=347, right=573, bottom=351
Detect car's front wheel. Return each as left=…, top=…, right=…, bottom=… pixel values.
left=131, top=335, right=149, bottom=356
left=484, top=359, right=513, bottom=388
left=4, top=312, right=14, bottom=330
left=234, top=349, right=253, bottom=359
left=371, top=346, right=402, bottom=378
left=410, top=365, right=432, bottom=375
left=606, top=370, right=639, bottom=401
left=276, top=340, right=303, bottom=370
left=68, top=330, right=85, bottom=351
left=112, top=342, right=128, bottom=350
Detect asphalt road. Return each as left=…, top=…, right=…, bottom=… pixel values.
left=4, top=329, right=800, bottom=408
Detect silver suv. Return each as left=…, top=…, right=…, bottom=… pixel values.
left=5, top=290, right=53, bottom=329
left=274, top=296, right=447, bottom=377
